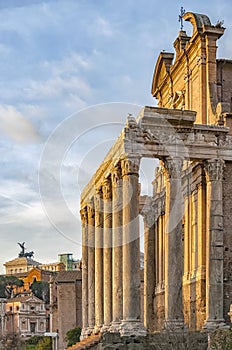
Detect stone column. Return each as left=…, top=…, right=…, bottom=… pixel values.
left=204, top=159, right=226, bottom=329
left=162, top=157, right=184, bottom=329
left=94, top=188, right=104, bottom=333
left=120, top=156, right=146, bottom=336
left=102, top=178, right=112, bottom=331
left=87, top=201, right=95, bottom=334
left=141, top=198, right=156, bottom=333
left=110, top=165, right=123, bottom=331
left=80, top=207, right=89, bottom=340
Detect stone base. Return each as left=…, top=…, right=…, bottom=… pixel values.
left=93, top=325, right=102, bottom=335
left=164, top=319, right=186, bottom=332
left=109, top=321, right=121, bottom=333
left=203, top=319, right=229, bottom=331
left=101, top=324, right=111, bottom=334
left=119, top=319, right=146, bottom=337
left=80, top=327, right=92, bottom=340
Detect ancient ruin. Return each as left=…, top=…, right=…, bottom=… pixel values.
left=79, top=11, right=232, bottom=342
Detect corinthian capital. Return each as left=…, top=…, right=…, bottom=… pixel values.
left=111, top=165, right=122, bottom=188
left=87, top=201, right=95, bottom=220
left=80, top=206, right=88, bottom=225
left=162, top=157, right=183, bottom=179
left=121, top=156, right=140, bottom=177
left=102, top=178, right=112, bottom=200
left=94, top=187, right=102, bottom=212
left=204, top=159, right=225, bottom=181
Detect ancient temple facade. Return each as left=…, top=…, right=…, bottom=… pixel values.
left=80, top=12, right=232, bottom=338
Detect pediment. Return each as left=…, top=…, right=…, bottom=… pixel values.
left=151, top=52, right=174, bottom=97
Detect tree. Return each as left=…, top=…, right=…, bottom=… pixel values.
left=0, top=275, right=24, bottom=298
left=30, top=281, right=49, bottom=304
left=65, top=327, right=81, bottom=347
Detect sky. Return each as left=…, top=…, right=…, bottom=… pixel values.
left=0, top=0, right=232, bottom=273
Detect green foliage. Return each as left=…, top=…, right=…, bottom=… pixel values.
left=24, top=336, right=51, bottom=350
left=30, top=281, right=49, bottom=304
left=0, top=275, right=24, bottom=298
left=37, top=337, right=52, bottom=350
left=210, top=329, right=232, bottom=350
left=25, top=335, right=44, bottom=345
left=65, top=326, right=81, bottom=347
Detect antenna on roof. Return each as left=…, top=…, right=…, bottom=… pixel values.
left=179, top=7, right=186, bottom=31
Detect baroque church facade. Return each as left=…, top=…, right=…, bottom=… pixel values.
left=80, top=12, right=232, bottom=339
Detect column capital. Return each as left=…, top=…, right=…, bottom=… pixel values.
left=162, top=157, right=183, bottom=179
left=80, top=206, right=88, bottom=225
left=87, top=201, right=95, bottom=220
left=102, top=178, right=112, bottom=200
left=121, top=156, right=140, bottom=177
left=204, top=158, right=225, bottom=182
left=111, top=164, right=122, bottom=188
left=94, top=187, right=102, bottom=212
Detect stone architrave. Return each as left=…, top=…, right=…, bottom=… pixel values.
left=110, top=165, right=123, bottom=332
left=80, top=207, right=89, bottom=340
left=204, top=159, right=226, bottom=329
left=120, top=156, right=146, bottom=336
left=94, top=188, right=104, bottom=333
left=102, top=178, right=112, bottom=331
left=162, top=157, right=185, bottom=329
left=87, top=202, right=95, bottom=334
left=141, top=198, right=156, bottom=332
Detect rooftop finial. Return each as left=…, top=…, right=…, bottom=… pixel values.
left=179, top=7, right=186, bottom=30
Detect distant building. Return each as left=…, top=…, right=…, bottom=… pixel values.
left=5, top=295, right=47, bottom=337
left=50, top=270, right=82, bottom=350
left=4, top=257, right=40, bottom=275
left=58, top=253, right=81, bottom=271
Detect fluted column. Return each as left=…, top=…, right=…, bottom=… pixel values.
left=94, top=188, right=104, bottom=333
left=141, top=198, right=156, bottom=333
left=162, top=157, right=184, bottom=329
left=120, top=156, right=146, bottom=336
left=87, top=201, right=95, bottom=334
left=102, top=178, right=112, bottom=331
left=110, top=165, right=123, bottom=331
left=80, top=206, right=89, bottom=340
left=204, top=159, right=226, bottom=329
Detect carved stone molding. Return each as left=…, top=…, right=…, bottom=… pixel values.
left=80, top=206, right=88, bottom=225
left=162, top=157, right=183, bottom=179
left=111, top=165, right=122, bottom=188
left=102, top=178, right=112, bottom=200
left=204, top=159, right=225, bottom=181
left=121, top=157, right=140, bottom=177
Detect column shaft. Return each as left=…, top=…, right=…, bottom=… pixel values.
left=80, top=207, right=88, bottom=339
left=204, top=159, right=225, bottom=329
left=94, top=189, right=104, bottom=332
left=120, top=157, right=146, bottom=336
left=103, top=178, right=112, bottom=329
left=142, top=201, right=156, bottom=332
left=111, top=166, right=123, bottom=330
left=163, top=157, right=184, bottom=328
left=87, top=202, right=95, bottom=332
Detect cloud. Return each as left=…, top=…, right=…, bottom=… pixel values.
left=0, top=105, right=40, bottom=143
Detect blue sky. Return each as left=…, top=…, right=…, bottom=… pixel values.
left=0, top=0, right=232, bottom=272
